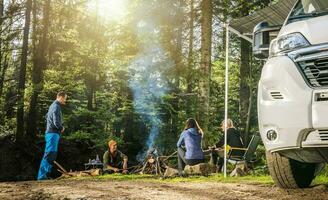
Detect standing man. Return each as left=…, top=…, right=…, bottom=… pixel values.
left=103, top=140, right=128, bottom=174
left=37, top=91, right=67, bottom=180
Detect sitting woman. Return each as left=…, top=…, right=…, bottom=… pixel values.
left=177, top=118, right=205, bottom=175
left=210, top=119, right=244, bottom=172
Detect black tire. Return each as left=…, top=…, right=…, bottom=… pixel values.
left=266, top=151, right=316, bottom=188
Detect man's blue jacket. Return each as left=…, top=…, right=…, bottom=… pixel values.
left=45, top=100, right=63, bottom=134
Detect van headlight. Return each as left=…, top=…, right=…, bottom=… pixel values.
left=269, top=33, right=310, bottom=57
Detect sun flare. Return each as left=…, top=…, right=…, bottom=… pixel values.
left=87, top=0, right=128, bottom=21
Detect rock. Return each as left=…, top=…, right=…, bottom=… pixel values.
left=184, top=163, right=211, bottom=176
left=163, top=167, right=179, bottom=178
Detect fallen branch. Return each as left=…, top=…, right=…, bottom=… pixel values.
left=54, top=161, right=68, bottom=173
left=57, top=169, right=66, bottom=174
left=159, top=151, right=177, bottom=162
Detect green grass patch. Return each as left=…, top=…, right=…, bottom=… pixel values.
left=313, top=175, right=328, bottom=185
left=73, top=173, right=274, bottom=185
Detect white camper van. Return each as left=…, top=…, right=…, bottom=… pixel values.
left=253, top=0, right=328, bottom=188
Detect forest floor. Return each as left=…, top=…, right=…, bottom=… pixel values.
left=1, top=174, right=328, bottom=200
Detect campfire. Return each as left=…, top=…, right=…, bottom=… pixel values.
left=53, top=148, right=179, bottom=179
left=132, top=148, right=170, bottom=175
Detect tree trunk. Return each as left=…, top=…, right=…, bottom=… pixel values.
left=85, top=0, right=98, bottom=111
left=186, top=0, right=194, bottom=116
left=171, top=0, right=184, bottom=137
left=173, top=0, right=183, bottom=89
left=87, top=89, right=93, bottom=110
left=239, top=38, right=251, bottom=143
left=0, top=0, right=4, bottom=99
left=245, top=89, right=252, bottom=145
left=0, top=55, right=8, bottom=99
left=27, top=0, right=51, bottom=139
left=217, top=0, right=228, bottom=59
left=16, top=0, right=33, bottom=140
left=199, top=0, right=212, bottom=133
left=4, top=86, right=16, bottom=118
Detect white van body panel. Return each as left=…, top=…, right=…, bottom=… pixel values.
left=279, top=15, right=328, bottom=45
left=258, top=56, right=313, bottom=151
left=259, top=15, right=328, bottom=153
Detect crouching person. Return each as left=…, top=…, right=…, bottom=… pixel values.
left=177, top=118, right=205, bottom=176
left=103, top=140, right=128, bottom=174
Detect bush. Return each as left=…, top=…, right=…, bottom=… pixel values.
left=0, top=125, right=14, bottom=140
left=64, top=130, right=93, bottom=141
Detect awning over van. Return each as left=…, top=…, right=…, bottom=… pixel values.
left=229, top=0, right=298, bottom=39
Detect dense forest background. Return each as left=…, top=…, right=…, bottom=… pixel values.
left=0, top=0, right=276, bottom=179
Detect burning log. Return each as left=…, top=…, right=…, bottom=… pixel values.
left=140, top=149, right=165, bottom=175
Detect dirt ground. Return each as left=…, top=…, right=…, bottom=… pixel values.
left=1, top=179, right=328, bottom=200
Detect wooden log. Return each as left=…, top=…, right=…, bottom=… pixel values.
left=156, top=157, right=163, bottom=176
left=163, top=167, right=179, bottom=178
left=184, top=163, right=212, bottom=176
left=230, top=162, right=248, bottom=177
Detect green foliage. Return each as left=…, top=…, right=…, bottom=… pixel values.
left=63, top=130, right=125, bottom=150
left=0, top=124, right=14, bottom=139
left=64, top=131, right=93, bottom=141
left=0, top=0, right=271, bottom=168
left=313, top=165, right=328, bottom=185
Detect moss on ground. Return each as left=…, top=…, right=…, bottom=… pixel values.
left=74, top=173, right=274, bottom=185
left=72, top=173, right=328, bottom=187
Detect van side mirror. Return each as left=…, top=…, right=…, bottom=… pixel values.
left=253, top=22, right=281, bottom=59
left=253, top=22, right=270, bottom=59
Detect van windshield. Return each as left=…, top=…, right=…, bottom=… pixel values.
left=288, top=0, right=328, bottom=23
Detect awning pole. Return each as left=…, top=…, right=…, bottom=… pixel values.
left=224, top=23, right=229, bottom=178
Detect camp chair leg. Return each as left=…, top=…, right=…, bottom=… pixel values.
left=250, top=162, right=255, bottom=175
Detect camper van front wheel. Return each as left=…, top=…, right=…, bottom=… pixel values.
left=266, top=151, right=316, bottom=188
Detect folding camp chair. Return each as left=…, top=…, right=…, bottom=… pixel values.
left=227, top=135, right=261, bottom=170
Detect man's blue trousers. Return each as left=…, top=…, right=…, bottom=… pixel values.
left=37, top=133, right=60, bottom=180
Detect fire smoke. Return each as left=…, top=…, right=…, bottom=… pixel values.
left=128, top=18, right=172, bottom=162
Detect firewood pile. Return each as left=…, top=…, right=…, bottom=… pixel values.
left=131, top=148, right=177, bottom=176
left=57, top=168, right=102, bottom=179
left=54, top=161, right=102, bottom=179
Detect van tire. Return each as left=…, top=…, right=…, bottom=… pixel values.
left=266, top=151, right=316, bottom=188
